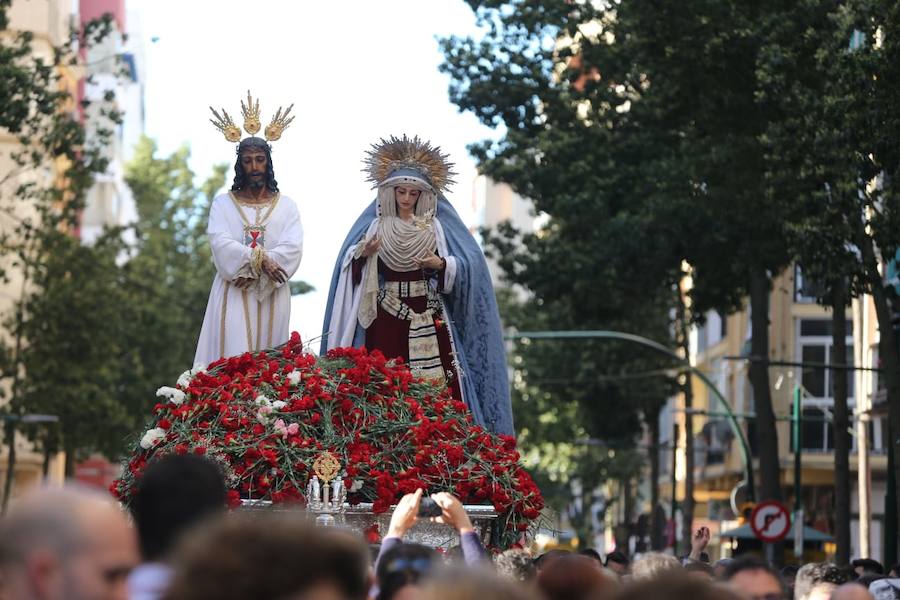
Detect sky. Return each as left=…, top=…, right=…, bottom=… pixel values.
left=132, top=0, right=497, bottom=347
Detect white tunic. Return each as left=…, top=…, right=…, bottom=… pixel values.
left=193, top=192, right=303, bottom=367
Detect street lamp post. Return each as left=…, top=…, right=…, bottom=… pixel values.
left=792, top=386, right=804, bottom=560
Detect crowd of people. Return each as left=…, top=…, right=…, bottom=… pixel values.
left=0, top=455, right=898, bottom=600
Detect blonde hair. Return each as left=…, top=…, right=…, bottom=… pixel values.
left=630, top=552, right=682, bottom=581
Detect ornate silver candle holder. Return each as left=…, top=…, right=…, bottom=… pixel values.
left=305, top=451, right=346, bottom=526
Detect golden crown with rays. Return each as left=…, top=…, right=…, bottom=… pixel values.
left=209, top=91, right=295, bottom=143
left=363, top=135, right=457, bottom=192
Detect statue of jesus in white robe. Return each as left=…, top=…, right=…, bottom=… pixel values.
left=193, top=192, right=302, bottom=366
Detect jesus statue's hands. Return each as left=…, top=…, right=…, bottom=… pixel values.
left=261, top=256, right=289, bottom=284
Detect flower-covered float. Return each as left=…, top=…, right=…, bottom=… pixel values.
left=111, top=333, right=543, bottom=549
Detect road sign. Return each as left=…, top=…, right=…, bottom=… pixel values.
left=751, top=500, right=792, bottom=543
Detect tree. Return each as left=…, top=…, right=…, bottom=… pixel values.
left=6, top=135, right=235, bottom=487
left=0, top=2, right=119, bottom=506
left=116, top=137, right=227, bottom=424
left=756, top=0, right=900, bottom=561
left=495, top=287, right=671, bottom=550
left=440, top=1, right=799, bottom=555
left=17, top=229, right=135, bottom=472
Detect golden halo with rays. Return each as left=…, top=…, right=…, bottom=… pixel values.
left=363, top=135, right=457, bottom=192
left=209, top=90, right=294, bottom=144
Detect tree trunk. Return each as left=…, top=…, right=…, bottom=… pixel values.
left=857, top=229, right=900, bottom=554
left=1, top=421, right=16, bottom=514
left=649, top=406, right=664, bottom=550
left=676, top=289, right=695, bottom=555
left=1, top=281, right=28, bottom=514
left=749, top=265, right=782, bottom=501
left=63, top=442, right=75, bottom=478
left=623, top=476, right=636, bottom=529
left=831, top=281, right=851, bottom=565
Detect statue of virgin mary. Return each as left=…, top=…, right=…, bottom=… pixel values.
left=321, top=136, right=513, bottom=436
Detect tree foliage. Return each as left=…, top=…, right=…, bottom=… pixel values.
left=0, top=2, right=121, bottom=493
left=442, top=0, right=900, bottom=554
left=116, top=137, right=227, bottom=428
left=756, top=0, right=900, bottom=560
left=6, top=137, right=228, bottom=471
left=0, top=0, right=232, bottom=479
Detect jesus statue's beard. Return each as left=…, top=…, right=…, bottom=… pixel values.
left=248, top=176, right=265, bottom=190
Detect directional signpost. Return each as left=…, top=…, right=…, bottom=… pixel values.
left=751, top=500, right=792, bottom=543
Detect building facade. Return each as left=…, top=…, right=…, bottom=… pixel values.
left=660, top=265, right=890, bottom=562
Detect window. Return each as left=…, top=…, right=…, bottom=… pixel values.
left=790, top=406, right=833, bottom=451
left=702, top=420, right=732, bottom=465
left=698, top=311, right=727, bottom=352
left=794, top=265, right=827, bottom=304
left=798, top=319, right=854, bottom=400
left=797, top=318, right=854, bottom=452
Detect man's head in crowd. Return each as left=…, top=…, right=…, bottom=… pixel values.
left=852, top=560, right=885, bottom=578
left=0, top=486, right=139, bottom=600
left=578, top=549, right=603, bottom=564
left=684, top=560, right=715, bottom=581
left=537, top=553, right=618, bottom=600
left=794, top=562, right=849, bottom=600
left=162, top=513, right=369, bottom=600
left=376, top=543, right=438, bottom=600
left=495, top=549, right=537, bottom=583
left=612, top=572, right=744, bottom=600
left=131, top=454, right=226, bottom=563
left=832, top=583, right=875, bottom=600
left=604, top=551, right=629, bottom=576
left=630, top=552, right=681, bottom=581
left=420, top=566, right=542, bottom=600
left=713, top=559, right=735, bottom=579
left=533, top=550, right=571, bottom=574
left=722, top=555, right=784, bottom=600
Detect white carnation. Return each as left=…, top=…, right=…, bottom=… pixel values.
left=350, top=480, right=364, bottom=492
left=176, top=369, right=192, bottom=388
left=156, top=386, right=186, bottom=406
left=254, top=394, right=272, bottom=406
left=140, top=427, right=166, bottom=450
left=190, top=363, right=207, bottom=376
left=286, top=370, right=301, bottom=386
left=272, top=400, right=287, bottom=410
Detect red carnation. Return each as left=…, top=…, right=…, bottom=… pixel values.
left=112, top=338, right=543, bottom=550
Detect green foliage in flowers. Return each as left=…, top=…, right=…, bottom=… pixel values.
left=112, top=335, right=544, bottom=550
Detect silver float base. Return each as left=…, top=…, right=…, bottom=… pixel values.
left=241, top=500, right=498, bottom=549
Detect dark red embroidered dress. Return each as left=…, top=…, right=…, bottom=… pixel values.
left=353, top=256, right=462, bottom=399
